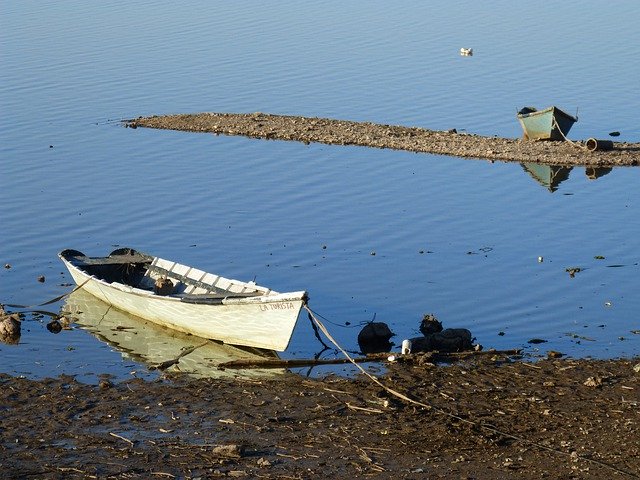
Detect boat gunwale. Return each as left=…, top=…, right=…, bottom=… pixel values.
left=59, top=252, right=307, bottom=306
left=516, top=106, right=578, bottom=123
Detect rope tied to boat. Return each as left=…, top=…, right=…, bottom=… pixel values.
left=552, top=117, right=587, bottom=150
left=5, top=277, right=92, bottom=310
left=302, top=305, right=640, bottom=479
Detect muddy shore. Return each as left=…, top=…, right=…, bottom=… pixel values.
left=125, top=113, right=640, bottom=167
left=2, top=356, right=638, bottom=479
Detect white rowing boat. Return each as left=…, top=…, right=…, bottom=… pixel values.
left=59, top=248, right=308, bottom=351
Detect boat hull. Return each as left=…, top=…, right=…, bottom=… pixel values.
left=517, top=106, right=577, bottom=141
left=63, top=289, right=283, bottom=377
left=60, top=254, right=306, bottom=351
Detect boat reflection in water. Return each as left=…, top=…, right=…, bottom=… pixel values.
left=521, top=163, right=613, bottom=192
left=61, top=289, right=283, bottom=378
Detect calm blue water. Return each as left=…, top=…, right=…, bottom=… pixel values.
left=1, top=1, right=638, bottom=381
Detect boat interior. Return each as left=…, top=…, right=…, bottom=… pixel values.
left=60, top=248, right=270, bottom=300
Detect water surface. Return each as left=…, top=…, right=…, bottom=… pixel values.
left=1, top=1, right=638, bottom=381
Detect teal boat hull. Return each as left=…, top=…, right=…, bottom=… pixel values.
left=517, top=106, right=578, bottom=141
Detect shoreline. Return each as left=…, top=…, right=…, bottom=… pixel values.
left=125, top=112, right=640, bottom=167
left=2, top=356, right=638, bottom=478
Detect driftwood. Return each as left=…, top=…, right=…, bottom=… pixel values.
left=151, top=343, right=207, bottom=370
left=218, top=349, right=521, bottom=370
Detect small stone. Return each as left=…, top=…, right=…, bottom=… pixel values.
left=211, top=444, right=245, bottom=458
left=583, top=376, right=602, bottom=388
left=46, top=320, right=62, bottom=334
left=99, top=379, right=113, bottom=389
left=547, top=350, right=563, bottom=358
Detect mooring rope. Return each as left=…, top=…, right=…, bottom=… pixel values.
left=552, top=117, right=587, bottom=150
left=5, top=277, right=92, bottom=310
left=303, top=305, right=639, bottom=478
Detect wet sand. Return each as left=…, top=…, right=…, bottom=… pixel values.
left=2, top=356, right=638, bottom=479
left=126, top=113, right=640, bottom=167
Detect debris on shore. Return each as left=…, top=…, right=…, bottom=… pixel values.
left=125, top=112, right=640, bottom=167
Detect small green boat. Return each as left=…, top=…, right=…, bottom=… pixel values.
left=517, top=106, right=578, bottom=141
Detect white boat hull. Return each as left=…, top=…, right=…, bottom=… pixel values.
left=64, top=289, right=283, bottom=378
left=60, top=253, right=306, bottom=351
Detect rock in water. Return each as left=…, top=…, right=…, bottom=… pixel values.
left=419, top=314, right=443, bottom=336
left=430, top=328, right=473, bottom=352
left=357, top=322, right=394, bottom=354
left=0, top=306, right=21, bottom=345
left=407, top=328, right=474, bottom=353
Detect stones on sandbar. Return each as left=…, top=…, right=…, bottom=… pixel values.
left=126, top=113, right=640, bottom=166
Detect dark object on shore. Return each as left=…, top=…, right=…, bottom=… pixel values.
left=407, top=329, right=473, bottom=353
left=404, top=314, right=474, bottom=353
left=419, top=313, right=443, bottom=336
left=586, top=138, right=614, bottom=152
left=358, top=322, right=394, bottom=354
left=517, top=106, right=577, bottom=141
left=609, top=131, right=620, bottom=137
